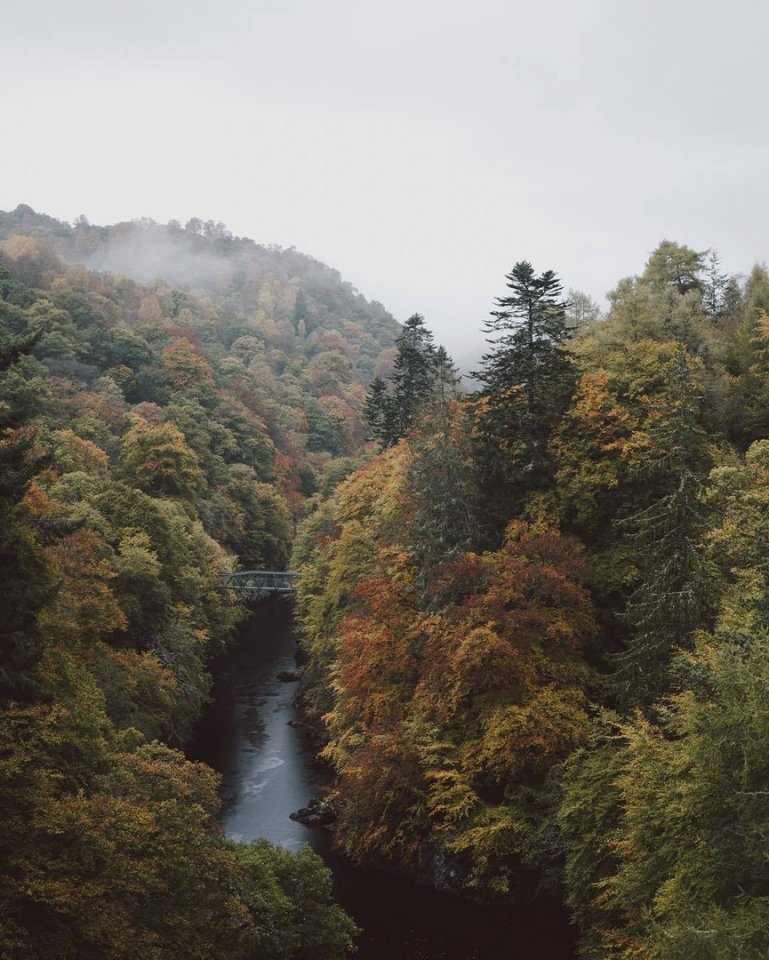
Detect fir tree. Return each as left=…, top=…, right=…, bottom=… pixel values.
left=364, top=313, right=443, bottom=448
left=405, top=350, right=477, bottom=591
left=363, top=375, right=390, bottom=444
left=474, top=262, right=576, bottom=529
left=430, top=346, right=461, bottom=425
left=704, top=249, right=729, bottom=321
left=389, top=313, right=437, bottom=440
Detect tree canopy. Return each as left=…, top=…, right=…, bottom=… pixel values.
left=7, top=210, right=769, bottom=958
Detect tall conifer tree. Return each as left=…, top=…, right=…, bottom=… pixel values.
left=363, top=375, right=389, bottom=443
left=474, top=262, right=576, bottom=530
left=613, top=344, right=713, bottom=708
left=405, top=348, right=478, bottom=590
left=389, top=313, right=436, bottom=440
left=364, top=313, right=442, bottom=448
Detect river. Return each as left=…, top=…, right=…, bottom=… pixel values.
left=191, top=603, right=577, bottom=960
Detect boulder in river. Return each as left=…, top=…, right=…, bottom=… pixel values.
left=276, top=670, right=302, bottom=682
left=289, top=797, right=336, bottom=828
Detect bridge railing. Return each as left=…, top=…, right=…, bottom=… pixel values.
left=219, top=570, right=300, bottom=600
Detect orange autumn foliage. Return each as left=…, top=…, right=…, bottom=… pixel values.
left=321, top=517, right=595, bottom=889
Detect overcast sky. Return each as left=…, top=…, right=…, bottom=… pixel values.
left=2, top=0, right=768, bottom=365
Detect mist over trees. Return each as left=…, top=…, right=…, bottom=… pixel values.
left=5, top=204, right=769, bottom=959
left=0, top=206, right=386, bottom=959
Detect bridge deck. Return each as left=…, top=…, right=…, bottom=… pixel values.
left=220, top=570, right=299, bottom=601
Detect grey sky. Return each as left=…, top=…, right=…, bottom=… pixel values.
left=2, top=0, right=768, bottom=366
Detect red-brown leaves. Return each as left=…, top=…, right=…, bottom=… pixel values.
left=324, top=520, right=595, bottom=874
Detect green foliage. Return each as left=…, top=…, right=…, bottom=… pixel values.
left=405, top=398, right=479, bottom=590
left=0, top=693, right=354, bottom=960
left=295, top=434, right=594, bottom=895
left=555, top=272, right=769, bottom=955
left=295, top=236, right=769, bottom=953
left=565, top=289, right=603, bottom=332
left=704, top=249, right=729, bottom=321
left=473, top=261, right=576, bottom=533
left=0, top=205, right=399, bottom=507
left=13, top=206, right=769, bottom=957
left=231, top=840, right=358, bottom=960
left=0, top=212, right=368, bottom=959
left=611, top=345, right=715, bottom=707
left=641, top=239, right=707, bottom=295
left=120, top=418, right=206, bottom=501
left=562, top=636, right=769, bottom=960
left=0, top=338, right=56, bottom=701
left=364, top=312, right=454, bottom=448
left=210, top=463, right=293, bottom=569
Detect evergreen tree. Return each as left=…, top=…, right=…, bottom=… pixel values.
left=744, top=311, right=769, bottom=440
left=389, top=313, right=437, bottom=440
left=364, top=313, right=445, bottom=448
left=722, top=274, right=744, bottom=320
left=366, top=341, right=473, bottom=588
left=430, top=346, right=461, bottom=415
left=704, top=249, right=729, bottom=321
left=612, top=344, right=713, bottom=708
left=363, top=375, right=391, bottom=445
left=474, top=262, right=576, bottom=529
left=293, top=287, right=313, bottom=336
left=406, top=351, right=477, bottom=591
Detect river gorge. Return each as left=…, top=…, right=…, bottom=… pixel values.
left=191, top=604, right=577, bottom=960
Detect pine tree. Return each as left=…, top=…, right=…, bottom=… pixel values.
left=474, top=262, right=576, bottom=528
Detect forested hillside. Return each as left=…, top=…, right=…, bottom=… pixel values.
left=6, top=204, right=769, bottom=959
left=0, top=205, right=401, bottom=959
left=295, top=243, right=769, bottom=958
left=0, top=205, right=399, bottom=505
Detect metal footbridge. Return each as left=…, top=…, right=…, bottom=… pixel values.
left=220, top=570, right=299, bottom=602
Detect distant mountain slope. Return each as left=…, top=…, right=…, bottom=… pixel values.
left=0, top=205, right=400, bottom=509
left=0, top=204, right=400, bottom=382
left=0, top=208, right=365, bottom=956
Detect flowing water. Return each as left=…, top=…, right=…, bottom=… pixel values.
left=191, top=603, right=577, bottom=960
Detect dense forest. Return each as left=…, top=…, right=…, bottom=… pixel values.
left=4, top=204, right=769, bottom=959
left=295, top=244, right=769, bottom=958
left=0, top=205, right=401, bottom=959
